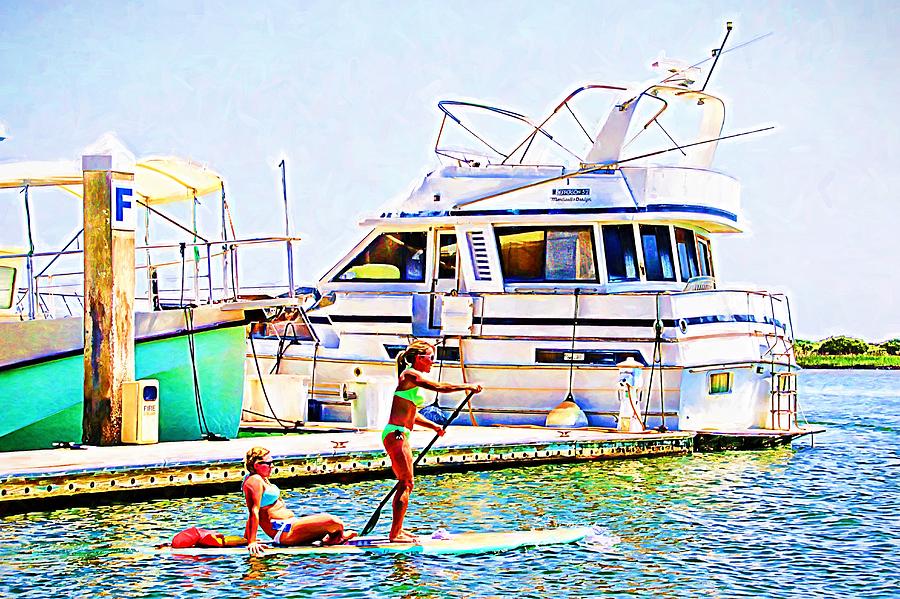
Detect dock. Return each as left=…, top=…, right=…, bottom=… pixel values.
left=0, top=426, right=693, bottom=515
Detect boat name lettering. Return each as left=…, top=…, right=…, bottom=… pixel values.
left=550, top=188, right=590, bottom=203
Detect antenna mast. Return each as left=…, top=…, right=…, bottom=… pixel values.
left=701, top=21, right=733, bottom=92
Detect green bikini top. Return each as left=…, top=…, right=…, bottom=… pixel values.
left=395, top=369, right=429, bottom=407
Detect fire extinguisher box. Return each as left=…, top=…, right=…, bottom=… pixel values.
left=121, top=379, right=160, bottom=444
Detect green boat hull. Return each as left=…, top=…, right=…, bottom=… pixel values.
left=0, top=325, right=246, bottom=452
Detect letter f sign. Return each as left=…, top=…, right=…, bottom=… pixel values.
left=111, top=182, right=136, bottom=231
left=115, top=187, right=133, bottom=221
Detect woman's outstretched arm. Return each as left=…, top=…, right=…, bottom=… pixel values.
left=405, top=370, right=482, bottom=394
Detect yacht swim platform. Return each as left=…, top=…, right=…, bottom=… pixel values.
left=0, top=425, right=694, bottom=515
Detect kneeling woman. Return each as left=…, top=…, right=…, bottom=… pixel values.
left=384, top=340, right=482, bottom=543
left=243, top=446, right=356, bottom=555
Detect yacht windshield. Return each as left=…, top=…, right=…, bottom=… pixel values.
left=337, top=231, right=427, bottom=282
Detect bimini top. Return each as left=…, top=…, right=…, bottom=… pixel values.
left=0, top=156, right=223, bottom=205
left=361, top=83, right=746, bottom=234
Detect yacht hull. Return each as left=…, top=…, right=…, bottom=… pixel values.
left=249, top=288, right=797, bottom=433
left=255, top=343, right=783, bottom=432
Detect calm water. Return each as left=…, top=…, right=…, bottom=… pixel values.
left=2, top=370, right=898, bottom=598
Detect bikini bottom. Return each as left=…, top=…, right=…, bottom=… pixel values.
left=381, top=423, right=411, bottom=442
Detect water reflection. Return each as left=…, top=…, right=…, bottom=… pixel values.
left=1, top=371, right=899, bottom=597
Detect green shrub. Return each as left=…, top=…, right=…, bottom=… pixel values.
left=794, top=339, right=816, bottom=355
left=881, top=339, right=900, bottom=356
left=817, top=336, right=869, bottom=355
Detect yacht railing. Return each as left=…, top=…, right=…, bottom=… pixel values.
left=318, top=286, right=795, bottom=351
left=9, top=235, right=300, bottom=319
left=434, top=85, right=628, bottom=167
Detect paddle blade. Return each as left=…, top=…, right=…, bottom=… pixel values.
left=360, top=508, right=381, bottom=537
left=361, top=484, right=397, bottom=537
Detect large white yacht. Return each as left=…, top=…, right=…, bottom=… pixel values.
left=252, top=37, right=804, bottom=441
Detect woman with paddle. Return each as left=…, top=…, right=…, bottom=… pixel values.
left=243, top=446, right=356, bottom=555
left=382, top=340, right=482, bottom=543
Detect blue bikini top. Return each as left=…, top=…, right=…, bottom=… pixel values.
left=242, top=474, right=281, bottom=508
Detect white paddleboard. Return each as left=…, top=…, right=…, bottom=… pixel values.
left=158, top=527, right=592, bottom=556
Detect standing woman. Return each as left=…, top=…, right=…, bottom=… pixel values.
left=243, top=446, right=356, bottom=555
left=383, top=340, right=482, bottom=542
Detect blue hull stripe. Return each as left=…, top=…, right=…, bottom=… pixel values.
left=328, top=315, right=413, bottom=324
left=380, top=204, right=738, bottom=222
left=311, top=313, right=784, bottom=330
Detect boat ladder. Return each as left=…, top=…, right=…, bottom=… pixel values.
left=763, top=293, right=799, bottom=431
left=770, top=371, right=798, bottom=431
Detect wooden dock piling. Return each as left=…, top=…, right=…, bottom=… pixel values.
left=81, top=154, right=136, bottom=446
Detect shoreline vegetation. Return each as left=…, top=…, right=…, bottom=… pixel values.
left=795, top=336, right=900, bottom=369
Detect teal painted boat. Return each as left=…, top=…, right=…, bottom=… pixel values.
left=0, top=306, right=248, bottom=452
left=0, top=153, right=297, bottom=452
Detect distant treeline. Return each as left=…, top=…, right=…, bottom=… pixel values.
left=795, top=336, right=900, bottom=368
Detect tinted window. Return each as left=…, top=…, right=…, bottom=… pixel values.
left=496, top=226, right=597, bottom=282
left=709, top=371, right=733, bottom=394
left=697, top=236, right=713, bottom=277
left=640, top=225, right=676, bottom=282
left=437, top=233, right=458, bottom=280
left=546, top=229, right=596, bottom=281
left=675, top=227, right=699, bottom=281
left=0, top=266, right=14, bottom=310
left=337, top=232, right=427, bottom=282
left=601, top=225, right=639, bottom=282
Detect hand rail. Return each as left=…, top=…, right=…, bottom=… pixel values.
left=11, top=235, right=302, bottom=318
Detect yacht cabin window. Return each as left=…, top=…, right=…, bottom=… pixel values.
left=601, top=225, right=639, bottom=282
left=0, top=266, right=14, bottom=309
left=697, top=236, right=714, bottom=277
left=437, top=232, right=458, bottom=280
left=639, top=225, right=676, bottom=282
left=675, top=227, right=700, bottom=281
left=337, top=231, right=427, bottom=282
left=495, top=226, right=597, bottom=282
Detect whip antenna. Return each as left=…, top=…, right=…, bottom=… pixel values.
left=701, top=21, right=734, bottom=92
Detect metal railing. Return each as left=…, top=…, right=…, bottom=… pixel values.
left=8, top=235, right=300, bottom=319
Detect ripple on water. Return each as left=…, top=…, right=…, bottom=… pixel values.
left=2, top=370, right=900, bottom=598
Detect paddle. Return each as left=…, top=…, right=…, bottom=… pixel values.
left=360, top=389, right=477, bottom=537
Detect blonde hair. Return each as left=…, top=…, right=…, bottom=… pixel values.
left=396, top=339, right=435, bottom=376
left=245, top=446, right=270, bottom=473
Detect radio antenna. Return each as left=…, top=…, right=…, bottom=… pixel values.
left=701, top=21, right=734, bottom=92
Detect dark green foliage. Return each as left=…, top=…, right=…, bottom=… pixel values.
left=794, top=339, right=816, bottom=354
left=881, top=339, right=900, bottom=356
left=817, top=336, right=870, bottom=355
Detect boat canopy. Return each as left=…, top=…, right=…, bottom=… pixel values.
left=0, top=156, right=223, bottom=205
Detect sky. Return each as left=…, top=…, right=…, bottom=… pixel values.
left=1, top=1, right=898, bottom=341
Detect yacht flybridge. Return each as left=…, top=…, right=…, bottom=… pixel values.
left=255, top=26, right=807, bottom=439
